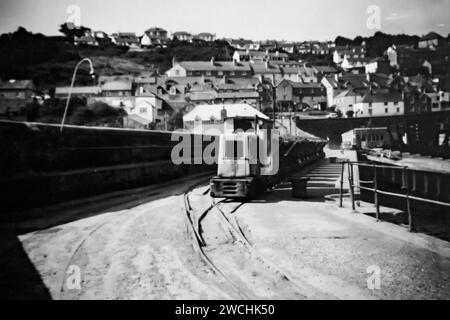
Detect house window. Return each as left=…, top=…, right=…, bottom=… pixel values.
left=369, top=109, right=373, bottom=115
left=218, top=71, right=223, bottom=76
left=206, top=71, right=212, bottom=76
left=394, top=101, right=398, bottom=105
left=384, top=102, right=388, bottom=106
left=175, top=70, right=180, bottom=76
left=230, top=72, right=235, bottom=76
left=397, top=107, right=400, bottom=113
left=385, top=108, right=388, bottom=113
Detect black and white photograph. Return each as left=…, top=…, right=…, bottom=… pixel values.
left=0, top=0, right=450, bottom=307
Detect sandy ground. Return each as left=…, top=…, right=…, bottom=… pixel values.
left=1, top=150, right=450, bottom=299
left=1, top=174, right=232, bottom=300
left=234, top=149, right=450, bottom=299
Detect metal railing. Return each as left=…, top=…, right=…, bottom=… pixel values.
left=338, top=160, right=450, bottom=232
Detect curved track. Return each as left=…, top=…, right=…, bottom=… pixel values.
left=183, top=186, right=310, bottom=299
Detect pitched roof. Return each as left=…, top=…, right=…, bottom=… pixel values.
left=98, top=75, right=134, bottom=84
left=339, top=74, right=371, bottom=88
left=334, top=89, right=359, bottom=99
left=101, top=81, right=133, bottom=91
left=55, top=86, right=101, bottom=95
left=281, top=67, right=302, bottom=74
left=178, top=61, right=251, bottom=72
left=113, top=32, right=136, bottom=37
left=249, top=62, right=282, bottom=74
left=173, top=31, right=191, bottom=36
left=235, top=50, right=266, bottom=57
left=216, top=91, right=259, bottom=99
left=362, top=92, right=403, bottom=103
left=313, top=65, right=339, bottom=74
left=276, top=79, right=322, bottom=89
left=187, top=91, right=217, bottom=101
left=125, top=114, right=151, bottom=125
left=196, top=32, right=215, bottom=37
left=420, top=32, right=443, bottom=41
left=183, top=103, right=269, bottom=122
left=271, top=60, right=303, bottom=67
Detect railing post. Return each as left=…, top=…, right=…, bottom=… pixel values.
left=339, top=161, right=345, bottom=208
left=373, top=164, right=380, bottom=222
left=348, top=161, right=356, bottom=212
left=403, top=167, right=413, bottom=232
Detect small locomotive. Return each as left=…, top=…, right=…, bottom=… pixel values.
left=210, top=115, right=325, bottom=198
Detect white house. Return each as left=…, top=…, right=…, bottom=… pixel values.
left=341, top=56, right=372, bottom=72
left=353, top=93, right=404, bottom=117
left=194, top=33, right=215, bottom=42
left=333, top=46, right=366, bottom=64
left=321, top=75, right=340, bottom=108
left=341, top=127, right=391, bottom=149
left=418, top=32, right=445, bottom=49
left=183, top=103, right=268, bottom=134
left=426, top=91, right=450, bottom=112
left=141, top=34, right=151, bottom=47
left=172, top=31, right=193, bottom=42
left=333, top=89, right=365, bottom=117
left=386, top=45, right=398, bottom=67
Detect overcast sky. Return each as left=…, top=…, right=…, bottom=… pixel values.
left=0, top=0, right=449, bottom=41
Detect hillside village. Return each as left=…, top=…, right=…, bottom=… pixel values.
left=1, top=25, right=450, bottom=131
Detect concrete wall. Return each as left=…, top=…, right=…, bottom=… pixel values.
left=0, top=120, right=216, bottom=210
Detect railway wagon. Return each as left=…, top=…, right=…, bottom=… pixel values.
left=210, top=116, right=326, bottom=198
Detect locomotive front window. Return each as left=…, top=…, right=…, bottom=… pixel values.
left=233, top=119, right=255, bottom=132
left=225, top=140, right=244, bottom=159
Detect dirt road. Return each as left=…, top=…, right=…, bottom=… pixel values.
left=2, top=160, right=450, bottom=300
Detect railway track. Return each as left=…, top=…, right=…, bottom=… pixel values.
left=183, top=185, right=311, bottom=299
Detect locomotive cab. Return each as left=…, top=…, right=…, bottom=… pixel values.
left=210, top=116, right=277, bottom=198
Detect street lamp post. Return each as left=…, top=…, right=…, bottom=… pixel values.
left=257, top=85, right=264, bottom=112
left=60, top=58, right=95, bottom=132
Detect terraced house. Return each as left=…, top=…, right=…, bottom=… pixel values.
left=166, top=58, right=252, bottom=78
left=275, top=79, right=327, bottom=111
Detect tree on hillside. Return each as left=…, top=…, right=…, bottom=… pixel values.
left=334, top=36, right=352, bottom=47
left=59, top=23, right=91, bottom=40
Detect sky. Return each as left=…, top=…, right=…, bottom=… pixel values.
left=0, top=0, right=449, bottom=41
